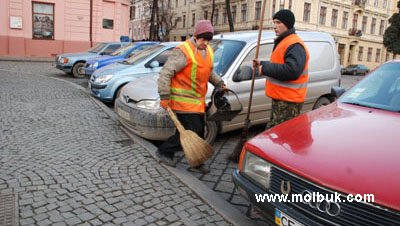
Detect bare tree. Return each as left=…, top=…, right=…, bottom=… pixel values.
left=149, top=0, right=159, bottom=40
left=211, top=0, right=215, bottom=24
left=225, top=0, right=234, bottom=31
left=158, top=0, right=179, bottom=41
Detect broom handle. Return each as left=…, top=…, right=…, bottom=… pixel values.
left=166, top=107, right=186, bottom=133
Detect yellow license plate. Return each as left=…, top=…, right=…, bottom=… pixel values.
left=275, top=209, right=304, bottom=226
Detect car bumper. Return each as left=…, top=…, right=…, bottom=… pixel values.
left=115, top=98, right=175, bottom=140
left=84, top=67, right=95, bottom=76
left=232, top=169, right=325, bottom=226
left=54, top=64, right=72, bottom=73
left=88, top=81, right=112, bottom=102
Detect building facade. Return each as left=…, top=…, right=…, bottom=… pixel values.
left=132, top=0, right=398, bottom=69
left=0, top=0, right=131, bottom=57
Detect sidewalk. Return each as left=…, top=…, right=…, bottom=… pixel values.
left=0, top=62, right=262, bottom=226
left=0, top=55, right=53, bottom=62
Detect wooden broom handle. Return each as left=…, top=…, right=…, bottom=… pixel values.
left=166, top=107, right=185, bottom=133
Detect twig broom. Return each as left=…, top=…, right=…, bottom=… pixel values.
left=166, top=107, right=214, bottom=167
left=229, top=0, right=267, bottom=161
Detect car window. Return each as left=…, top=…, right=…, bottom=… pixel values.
left=102, top=44, right=121, bottom=55
left=124, top=45, right=164, bottom=65
left=149, top=48, right=173, bottom=67
left=237, top=43, right=273, bottom=79
left=306, top=41, right=335, bottom=72
left=340, top=62, right=400, bottom=112
left=110, top=43, right=136, bottom=56
left=209, top=40, right=246, bottom=76
left=128, top=44, right=154, bottom=57
left=88, top=43, right=107, bottom=53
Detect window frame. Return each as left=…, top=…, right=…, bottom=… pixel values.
left=32, top=1, right=55, bottom=40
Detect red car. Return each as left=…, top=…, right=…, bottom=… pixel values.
left=233, top=60, right=400, bottom=226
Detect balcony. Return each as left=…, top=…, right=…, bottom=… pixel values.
left=349, top=28, right=362, bottom=37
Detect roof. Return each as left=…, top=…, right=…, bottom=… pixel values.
left=213, top=30, right=334, bottom=43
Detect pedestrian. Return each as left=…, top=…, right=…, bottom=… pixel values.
left=157, top=20, right=225, bottom=171
left=253, top=9, right=310, bottom=129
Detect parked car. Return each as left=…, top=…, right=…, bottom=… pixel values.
left=232, top=60, right=400, bottom=225
left=89, top=42, right=180, bottom=103
left=54, top=42, right=129, bottom=78
left=115, top=31, right=341, bottom=143
left=82, top=41, right=158, bottom=76
left=341, top=64, right=369, bottom=75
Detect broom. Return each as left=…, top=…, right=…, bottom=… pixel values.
left=229, top=0, right=267, bottom=161
left=166, top=107, right=214, bottom=167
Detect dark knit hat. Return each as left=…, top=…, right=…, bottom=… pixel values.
left=194, top=20, right=214, bottom=36
left=273, top=9, right=295, bottom=29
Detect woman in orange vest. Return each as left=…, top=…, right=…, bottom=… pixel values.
left=254, top=9, right=310, bottom=129
left=157, top=20, right=225, bottom=171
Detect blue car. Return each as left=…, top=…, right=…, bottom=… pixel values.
left=83, top=41, right=158, bottom=76
left=88, top=42, right=180, bottom=103
left=54, top=42, right=130, bottom=78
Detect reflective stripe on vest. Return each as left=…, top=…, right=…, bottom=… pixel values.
left=265, top=34, right=310, bottom=103
left=169, top=40, right=214, bottom=112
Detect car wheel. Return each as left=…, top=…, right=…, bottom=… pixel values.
left=313, top=96, right=331, bottom=110
left=72, top=62, right=85, bottom=78
left=204, top=120, right=218, bottom=145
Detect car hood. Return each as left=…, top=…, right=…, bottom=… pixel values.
left=246, top=103, right=400, bottom=211
left=92, top=62, right=135, bottom=77
left=59, top=52, right=97, bottom=58
left=121, top=74, right=159, bottom=101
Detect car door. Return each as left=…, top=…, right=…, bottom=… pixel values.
left=144, top=47, right=174, bottom=75
left=225, top=42, right=273, bottom=128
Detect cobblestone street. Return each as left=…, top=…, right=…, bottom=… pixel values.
left=0, top=60, right=362, bottom=226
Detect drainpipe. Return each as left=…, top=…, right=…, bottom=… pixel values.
left=90, top=0, right=93, bottom=47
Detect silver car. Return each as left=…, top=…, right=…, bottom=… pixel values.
left=115, top=31, right=341, bottom=143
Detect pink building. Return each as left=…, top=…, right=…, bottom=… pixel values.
left=0, top=0, right=131, bottom=57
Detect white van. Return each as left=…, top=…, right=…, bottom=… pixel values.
left=115, top=31, right=341, bottom=143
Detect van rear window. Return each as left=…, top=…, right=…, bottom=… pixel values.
left=306, top=42, right=335, bottom=72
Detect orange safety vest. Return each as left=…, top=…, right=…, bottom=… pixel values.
left=265, top=34, right=310, bottom=103
left=170, top=40, right=214, bottom=113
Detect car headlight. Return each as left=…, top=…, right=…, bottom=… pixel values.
left=241, top=151, right=271, bottom=190
left=58, top=57, right=69, bottom=64
left=93, top=62, right=98, bottom=68
left=136, top=100, right=160, bottom=110
left=94, top=74, right=113, bottom=83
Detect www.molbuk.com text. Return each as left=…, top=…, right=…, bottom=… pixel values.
left=255, top=192, right=374, bottom=203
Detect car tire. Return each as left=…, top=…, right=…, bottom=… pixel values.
left=313, top=96, right=331, bottom=110
left=205, top=120, right=218, bottom=145
left=72, top=62, right=86, bottom=78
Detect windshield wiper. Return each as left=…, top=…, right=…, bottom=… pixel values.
left=341, top=101, right=384, bottom=110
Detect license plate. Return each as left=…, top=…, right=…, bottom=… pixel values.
left=275, top=209, right=304, bottom=226
left=117, top=108, right=130, bottom=121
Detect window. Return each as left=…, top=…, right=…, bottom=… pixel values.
left=241, top=4, right=247, bottom=22
left=32, top=2, right=54, bottom=39
left=374, top=0, right=379, bottom=7
left=102, top=44, right=121, bottom=55
left=151, top=49, right=173, bottom=67
left=191, top=13, right=195, bottom=27
left=371, top=18, right=376, bottom=34
left=376, top=49, right=381, bottom=62
left=255, top=1, right=261, bottom=21
left=130, top=6, right=135, bottom=19
left=342, top=11, right=348, bottom=29
left=215, top=9, right=219, bottom=24
left=358, top=46, right=364, bottom=61
left=182, top=15, right=186, bottom=28
left=176, top=0, right=178, bottom=8
left=352, top=14, right=358, bottom=29
left=272, top=0, right=276, bottom=16
left=361, top=16, right=367, bottom=32
left=319, top=7, right=327, bottom=25
left=102, top=19, right=114, bottom=29
left=303, top=3, right=311, bottom=22
left=289, top=0, right=292, bottom=10
left=232, top=5, right=237, bottom=23
left=379, top=19, right=385, bottom=35
left=223, top=8, right=227, bottom=24
left=331, top=9, right=338, bottom=27
left=204, top=11, right=208, bottom=20
left=279, top=0, right=285, bottom=10
left=367, top=47, right=372, bottom=62
left=184, top=0, right=186, bottom=5
left=383, top=0, right=388, bottom=7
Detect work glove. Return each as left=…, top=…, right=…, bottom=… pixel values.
left=160, top=99, right=169, bottom=109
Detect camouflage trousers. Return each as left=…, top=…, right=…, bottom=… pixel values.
left=266, top=99, right=303, bottom=129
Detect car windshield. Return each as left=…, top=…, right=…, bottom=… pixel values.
left=88, top=43, right=107, bottom=53
left=340, top=62, right=400, bottom=112
left=347, top=65, right=358, bottom=68
left=122, top=45, right=164, bottom=65
left=210, top=39, right=246, bottom=76
left=110, top=43, right=136, bottom=56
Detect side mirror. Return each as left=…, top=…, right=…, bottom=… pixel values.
left=331, top=86, right=346, bottom=99
left=149, top=61, right=160, bottom=68
left=233, top=65, right=253, bottom=82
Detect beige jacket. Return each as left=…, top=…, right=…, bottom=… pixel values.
left=158, top=37, right=223, bottom=102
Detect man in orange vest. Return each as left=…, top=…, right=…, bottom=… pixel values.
left=254, top=9, right=310, bottom=129
left=157, top=20, right=225, bottom=169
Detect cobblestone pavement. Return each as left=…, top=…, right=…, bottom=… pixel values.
left=0, top=62, right=234, bottom=225
left=0, top=61, right=362, bottom=226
